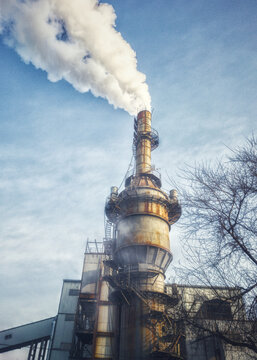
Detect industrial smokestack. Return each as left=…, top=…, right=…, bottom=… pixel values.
left=104, top=110, right=183, bottom=359
left=135, top=110, right=152, bottom=175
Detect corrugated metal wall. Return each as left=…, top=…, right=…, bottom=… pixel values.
left=49, top=280, right=80, bottom=360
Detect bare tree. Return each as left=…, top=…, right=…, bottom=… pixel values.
left=176, top=136, right=257, bottom=355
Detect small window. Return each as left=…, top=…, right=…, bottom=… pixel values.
left=65, top=314, right=75, bottom=321
left=5, top=334, right=12, bottom=340
left=198, top=299, right=233, bottom=320
left=69, top=289, right=80, bottom=296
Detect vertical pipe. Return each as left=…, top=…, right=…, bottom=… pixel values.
left=136, top=110, right=152, bottom=175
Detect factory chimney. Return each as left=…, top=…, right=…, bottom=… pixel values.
left=105, top=110, right=182, bottom=359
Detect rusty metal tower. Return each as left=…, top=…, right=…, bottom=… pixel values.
left=105, top=110, right=183, bottom=360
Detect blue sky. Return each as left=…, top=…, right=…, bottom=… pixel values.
left=0, top=0, right=256, bottom=357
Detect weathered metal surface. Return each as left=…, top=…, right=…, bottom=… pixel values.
left=105, top=179, right=181, bottom=226
left=81, top=253, right=102, bottom=294
left=118, top=295, right=179, bottom=360
left=99, top=281, right=109, bottom=301
left=116, top=215, right=170, bottom=249
left=97, top=305, right=115, bottom=332
left=93, top=272, right=116, bottom=359
left=95, top=336, right=113, bottom=358
left=69, top=249, right=117, bottom=360
left=114, top=244, right=172, bottom=272
left=104, top=110, right=183, bottom=359
left=136, top=110, right=152, bottom=175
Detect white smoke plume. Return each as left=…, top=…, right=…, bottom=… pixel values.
left=0, top=0, right=151, bottom=115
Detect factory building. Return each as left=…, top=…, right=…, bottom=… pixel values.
left=0, top=111, right=254, bottom=360
left=1, top=271, right=252, bottom=359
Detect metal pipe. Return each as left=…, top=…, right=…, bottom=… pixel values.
left=136, top=110, right=152, bottom=175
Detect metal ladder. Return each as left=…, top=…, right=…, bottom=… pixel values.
left=105, top=219, right=113, bottom=240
